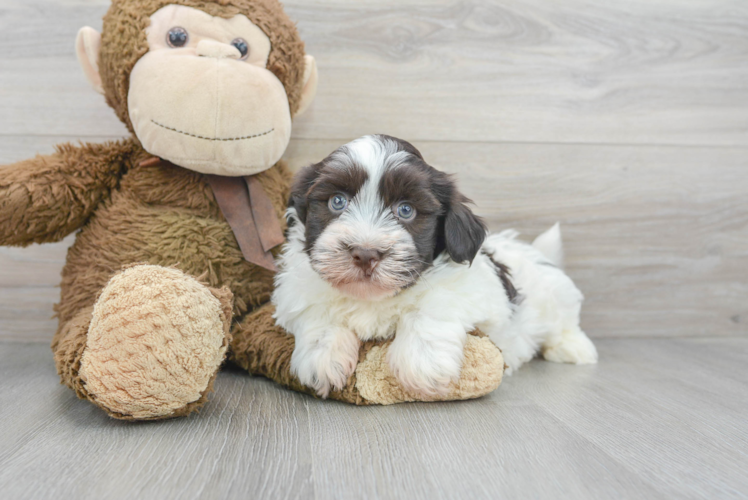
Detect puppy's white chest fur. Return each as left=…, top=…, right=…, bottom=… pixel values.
left=281, top=251, right=512, bottom=342
left=273, top=217, right=509, bottom=337
left=330, top=297, right=400, bottom=341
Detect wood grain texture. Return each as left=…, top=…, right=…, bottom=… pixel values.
left=0, top=343, right=315, bottom=500
left=1, top=0, right=746, bottom=339
left=1, top=0, right=748, bottom=145
left=1, top=136, right=746, bottom=341
left=509, top=338, right=748, bottom=500
left=288, top=0, right=748, bottom=146
left=1, top=2, right=747, bottom=498
left=1, top=339, right=746, bottom=499
left=290, top=139, right=748, bottom=339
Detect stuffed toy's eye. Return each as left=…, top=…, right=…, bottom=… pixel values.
left=231, top=38, right=250, bottom=59
left=396, top=202, right=416, bottom=220
left=329, top=194, right=348, bottom=213
left=166, top=27, right=189, bottom=48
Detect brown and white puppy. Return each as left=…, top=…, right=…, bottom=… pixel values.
left=272, top=135, right=597, bottom=397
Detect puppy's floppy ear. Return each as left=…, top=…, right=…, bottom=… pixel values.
left=433, top=172, right=487, bottom=264
left=444, top=197, right=487, bottom=264
left=289, top=162, right=323, bottom=224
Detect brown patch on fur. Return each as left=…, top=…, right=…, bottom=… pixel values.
left=378, top=164, right=441, bottom=216
left=378, top=160, right=444, bottom=267
left=301, top=163, right=370, bottom=252
left=483, top=250, right=521, bottom=305
left=99, top=0, right=307, bottom=132
left=307, top=165, right=369, bottom=203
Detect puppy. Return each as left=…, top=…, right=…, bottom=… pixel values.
left=272, top=135, right=597, bottom=398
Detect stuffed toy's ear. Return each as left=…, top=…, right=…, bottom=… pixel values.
left=76, top=27, right=104, bottom=95
left=432, top=171, right=487, bottom=264
left=295, top=55, right=318, bottom=116
left=288, top=162, right=323, bottom=224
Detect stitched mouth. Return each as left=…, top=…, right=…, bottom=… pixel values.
left=151, top=120, right=274, bottom=142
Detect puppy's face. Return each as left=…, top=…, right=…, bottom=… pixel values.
left=288, top=135, right=486, bottom=301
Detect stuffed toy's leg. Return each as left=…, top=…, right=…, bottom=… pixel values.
left=229, top=304, right=505, bottom=405
left=51, top=265, right=233, bottom=420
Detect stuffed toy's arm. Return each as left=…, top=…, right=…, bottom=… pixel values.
left=0, top=140, right=131, bottom=246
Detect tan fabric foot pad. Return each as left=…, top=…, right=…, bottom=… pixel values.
left=79, top=265, right=232, bottom=420
left=354, top=336, right=504, bottom=405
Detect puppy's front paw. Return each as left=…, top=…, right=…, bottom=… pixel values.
left=291, top=327, right=361, bottom=398
left=387, top=335, right=464, bottom=397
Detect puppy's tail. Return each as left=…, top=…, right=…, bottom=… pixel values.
left=532, top=223, right=564, bottom=268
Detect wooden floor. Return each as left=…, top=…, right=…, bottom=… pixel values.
left=1, top=0, right=747, bottom=498
left=1, top=339, right=747, bottom=499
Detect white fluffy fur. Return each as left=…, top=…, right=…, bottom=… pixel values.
left=273, top=137, right=597, bottom=397
left=274, top=219, right=598, bottom=397
left=309, top=137, right=419, bottom=300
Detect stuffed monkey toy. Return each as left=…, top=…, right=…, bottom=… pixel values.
left=0, top=0, right=503, bottom=420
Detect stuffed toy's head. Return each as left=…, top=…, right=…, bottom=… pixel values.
left=76, top=0, right=318, bottom=176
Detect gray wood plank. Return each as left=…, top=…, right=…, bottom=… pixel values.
left=0, top=344, right=315, bottom=500
left=0, top=135, right=122, bottom=165
left=509, top=338, right=748, bottom=500
left=1, top=137, right=746, bottom=341
left=1, top=0, right=748, bottom=146
left=286, top=138, right=748, bottom=339
left=303, top=395, right=666, bottom=500
left=2, top=339, right=746, bottom=499
left=0, top=287, right=60, bottom=341
left=303, top=338, right=748, bottom=499
left=0, top=237, right=71, bottom=288
left=289, top=0, right=748, bottom=146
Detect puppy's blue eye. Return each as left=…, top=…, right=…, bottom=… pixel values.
left=166, top=27, right=189, bottom=48
left=396, top=202, right=416, bottom=220
left=329, top=194, right=348, bottom=213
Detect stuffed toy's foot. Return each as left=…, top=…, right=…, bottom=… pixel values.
left=352, top=334, right=503, bottom=404
left=53, top=265, right=233, bottom=420
left=229, top=304, right=504, bottom=405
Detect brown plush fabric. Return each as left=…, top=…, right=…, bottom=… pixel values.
left=53, top=139, right=290, bottom=329
left=0, top=0, right=504, bottom=420
left=5, top=138, right=502, bottom=416
left=229, top=303, right=321, bottom=399
left=0, top=139, right=500, bottom=414
left=28, top=138, right=290, bottom=418
left=99, top=0, right=307, bottom=132
left=51, top=306, right=96, bottom=402
left=0, top=141, right=131, bottom=246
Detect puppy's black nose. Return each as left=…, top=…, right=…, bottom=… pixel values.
left=350, top=247, right=382, bottom=275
